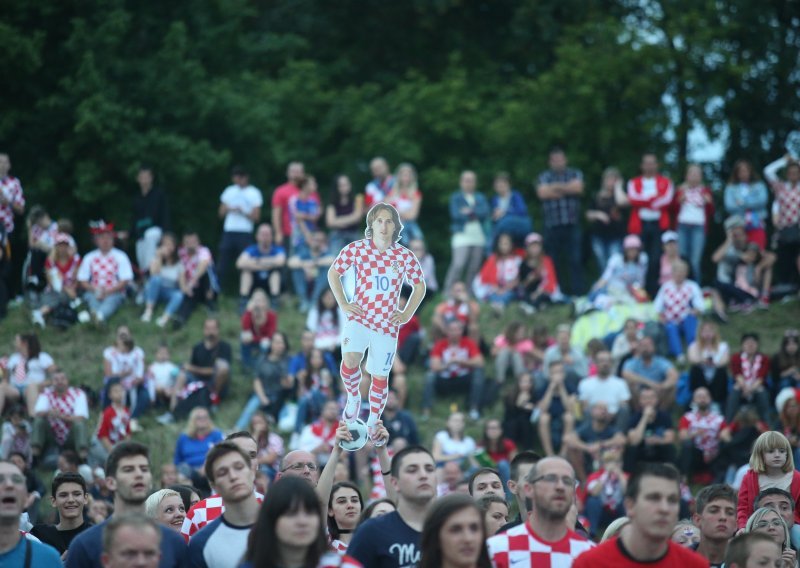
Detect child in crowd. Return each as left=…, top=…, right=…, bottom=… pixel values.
left=149, top=344, right=180, bottom=407
left=492, top=322, right=534, bottom=383
left=0, top=405, right=31, bottom=463
left=737, top=431, right=800, bottom=547
left=92, top=380, right=131, bottom=467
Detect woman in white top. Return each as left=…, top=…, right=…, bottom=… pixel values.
left=387, top=163, right=424, bottom=245
left=432, top=412, right=478, bottom=469
left=589, top=234, right=649, bottom=309
left=141, top=232, right=184, bottom=327
left=687, top=321, right=730, bottom=407
left=103, top=325, right=149, bottom=427
left=0, top=333, right=55, bottom=416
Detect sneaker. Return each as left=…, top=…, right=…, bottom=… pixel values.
left=77, top=310, right=91, bottom=324
left=343, top=395, right=361, bottom=423
left=130, top=419, right=143, bottom=433
left=758, top=297, right=770, bottom=310
left=156, top=412, right=175, bottom=425
left=31, top=310, right=45, bottom=329
left=156, top=314, right=170, bottom=328
left=520, top=303, right=536, bottom=316
left=140, top=310, right=152, bottom=323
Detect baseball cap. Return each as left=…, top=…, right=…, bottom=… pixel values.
left=525, top=233, right=543, bottom=245
left=623, top=234, right=642, bottom=249
left=661, top=231, right=678, bottom=244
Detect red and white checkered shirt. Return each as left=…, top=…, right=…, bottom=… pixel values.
left=96, top=404, right=131, bottom=445
left=45, top=254, right=81, bottom=291
left=181, top=491, right=264, bottom=542
left=103, top=346, right=145, bottom=391
left=487, top=522, right=593, bottom=568
left=39, top=387, right=88, bottom=446
left=0, top=175, right=25, bottom=233
left=319, top=552, right=363, bottom=568
left=332, top=239, right=423, bottom=338
left=679, top=410, right=725, bottom=461
left=30, top=221, right=59, bottom=250
left=653, top=279, right=703, bottom=323
left=775, top=183, right=800, bottom=229
left=179, top=245, right=212, bottom=282
left=77, top=248, right=133, bottom=289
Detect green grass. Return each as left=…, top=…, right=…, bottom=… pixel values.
left=2, top=291, right=799, bottom=498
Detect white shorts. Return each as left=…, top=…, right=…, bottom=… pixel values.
left=341, top=320, right=397, bottom=377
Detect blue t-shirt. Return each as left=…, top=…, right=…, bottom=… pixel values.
left=348, top=511, right=421, bottom=568
left=288, top=351, right=337, bottom=377
left=242, top=244, right=285, bottom=280
left=189, top=515, right=251, bottom=568
left=0, top=536, right=62, bottom=568
left=622, top=356, right=674, bottom=383
left=66, top=517, right=187, bottom=568
left=174, top=430, right=225, bottom=468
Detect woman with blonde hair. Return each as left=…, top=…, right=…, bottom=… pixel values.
left=240, top=288, right=277, bottom=371
left=737, top=431, right=800, bottom=547
left=687, top=321, right=730, bottom=406
left=744, top=507, right=796, bottom=567
left=145, top=488, right=186, bottom=533
left=173, top=407, right=223, bottom=488
left=387, top=162, right=423, bottom=245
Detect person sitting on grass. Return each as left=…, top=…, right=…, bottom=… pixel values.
left=31, top=368, right=89, bottom=466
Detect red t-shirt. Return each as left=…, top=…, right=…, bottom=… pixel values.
left=96, top=405, right=131, bottom=445
left=573, top=537, right=709, bottom=568
left=486, top=438, right=517, bottom=464
left=397, top=315, right=420, bottom=349
left=240, top=309, right=278, bottom=343
left=272, top=182, right=300, bottom=238
left=430, top=336, right=481, bottom=378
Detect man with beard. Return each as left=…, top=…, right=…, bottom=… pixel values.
left=31, top=472, right=91, bottom=558
left=487, top=457, right=593, bottom=567
left=678, top=387, right=726, bottom=481
left=66, top=442, right=187, bottom=568
left=691, top=484, right=737, bottom=567
left=188, top=442, right=260, bottom=568
left=349, top=445, right=436, bottom=568
left=573, top=463, right=707, bottom=568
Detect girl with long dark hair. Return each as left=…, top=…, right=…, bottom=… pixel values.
left=327, top=481, right=363, bottom=554
left=418, top=494, right=491, bottom=568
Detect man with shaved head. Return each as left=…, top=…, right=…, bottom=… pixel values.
left=487, top=457, right=593, bottom=567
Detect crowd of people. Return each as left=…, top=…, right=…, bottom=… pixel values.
left=1, top=147, right=800, bottom=566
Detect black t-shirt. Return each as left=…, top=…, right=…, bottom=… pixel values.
left=31, top=522, right=92, bottom=554
left=190, top=340, right=232, bottom=371
left=590, top=192, right=627, bottom=239
left=628, top=410, right=673, bottom=442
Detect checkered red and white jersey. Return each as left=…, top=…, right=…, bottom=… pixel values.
left=776, top=184, right=800, bottom=229
left=653, top=279, right=703, bottom=323
left=77, top=248, right=133, bottom=289
left=45, top=254, right=81, bottom=290
left=181, top=491, right=264, bottom=541
left=179, top=245, right=213, bottom=282
left=332, top=239, right=423, bottom=338
left=318, top=552, right=363, bottom=568
left=0, top=175, right=25, bottom=233
left=487, top=522, right=593, bottom=568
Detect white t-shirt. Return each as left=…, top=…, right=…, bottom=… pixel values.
left=434, top=430, right=476, bottom=458
left=677, top=185, right=707, bottom=226
left=33, top=388, right=89, bottom=419
left=3, top=352, right=55, bottom=386
left=220, top=184, right=263, bottom=233
left=577, top=375, right=631, bottom=414
left=149, top=361, right=180, bottom=390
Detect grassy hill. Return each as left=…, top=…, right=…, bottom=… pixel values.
left=1, top=291, right=798, bottom=488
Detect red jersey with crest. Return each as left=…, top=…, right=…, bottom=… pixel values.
left=332, top=239, right=423, bottom=339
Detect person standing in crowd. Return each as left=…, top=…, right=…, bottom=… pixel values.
left=0, top=459, right=62, bottom=565
left=444, top=170, right=489, bottom=292
left=765, top=153, right=800, bottom=285
left=691, top=484, right=737, bottom=567
left=100, top=513, right=162, bottom=568
left=187, top=442, right=260, bottom=568
left=327, top=174, right=365, bottom=253
left=239, top=476, right=361, bottom=568
left=77, top=220, right=133, bottom=323
left=418, top=494, right=491, bottom=568
left=217, top=165, right=263, bottom=288
left=272, top=161, right=305, bottom=249
left=573, top=463, right=707, bottom=568
left=626, top=153, right=674, bottom=296
left=725, top=160, right=769, bottom=250
left=31, top=368, right=89, bottom=464
left=487, top=456, right=593, bottom=568
left=0, top=152, right=26, bottom=301
left=126, top=164, right=171, bottom=276
left=236, top=223, right=286, bottom=310
left=586, top=166, right=628, bottom=272
left=387, top=163, right=424, bottom=246
left=31, top=472, right=91, bottom=557
left=365, top=156, right=395, bottom=207
left=349, top=446, right=437, bottom=568
left=66, top=442, right=188, bottom=568
left=536, top=147, right=585, bottom=296
left=675, top=164, right=714, bottom=283
left=488, top=171, right=532, bottom=252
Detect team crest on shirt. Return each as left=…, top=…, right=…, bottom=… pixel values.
left=390, top=261, right=401, bottom=273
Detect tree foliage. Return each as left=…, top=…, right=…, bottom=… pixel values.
left=1, top=0, right=798, bottom=257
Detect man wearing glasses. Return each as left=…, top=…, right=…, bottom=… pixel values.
left=487, top=457, right=593, bottom=567
left=0, top=460, right=62, bottom=566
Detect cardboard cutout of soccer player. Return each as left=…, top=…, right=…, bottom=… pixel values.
left=327, top=203, right=426, bottom=451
